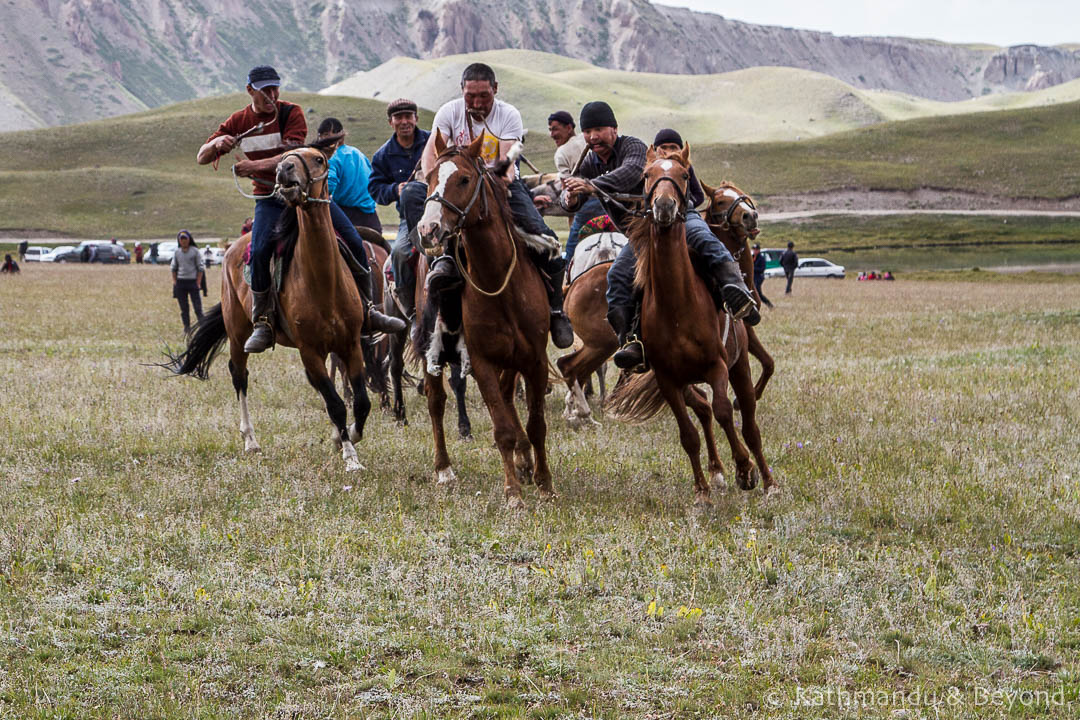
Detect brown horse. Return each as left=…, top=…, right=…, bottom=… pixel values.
left=167, top=141, right=371, bottom=471
left=558, top=264, right=618, bottom=426
left=330, top=236, right=391, bottom=407
left=606, top=146, right=776, bottom=503
left=701, top=181, right=775, bottom=402
left=416, top=130, right=554, bottom=509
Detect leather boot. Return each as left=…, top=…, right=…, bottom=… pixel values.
left=357, top=270, right=407, bottom=334
left=244, top=290, right=275, bottom=353
left=545, top=263, right=575, bottom=349
left=712, top=260, right=761, bottom=326
left=607, top=304, right=646, bottom=372
left=427, top=253, right=463, bottom=294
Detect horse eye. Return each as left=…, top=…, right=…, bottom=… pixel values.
left=682, top=173, right=689, bottom=180
left=458, top=176, right=469, bottom=186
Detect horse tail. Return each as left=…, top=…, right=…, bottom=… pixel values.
left=362, top=338, right=389, bottom=395
left=603, top=370, right=666, bottom=424
left=162, top=303, right=227, bottom=379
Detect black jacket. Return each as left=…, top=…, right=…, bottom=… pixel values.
left=780, top=249, right=798, bottom=272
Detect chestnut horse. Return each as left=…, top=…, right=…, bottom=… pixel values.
left=606, top=146, right=776, bottom=503
left=167, top=141, right=371, bottom=471
left=416, top=130, right=554, bottom=509
left=701, top=181, right=775, bottom=401
left=558, top=264, right=618, bottom=427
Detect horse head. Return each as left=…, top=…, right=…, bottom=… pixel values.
left=275, top=136, right=340, bottom=206
left=643, top=144, right=691, bottom=227
left=702, top=180, right=759, bottom=240
left=417, top=129, right=489, bottom=255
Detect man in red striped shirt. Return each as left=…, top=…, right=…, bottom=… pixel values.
left=197, top=65, right=403, bottom=353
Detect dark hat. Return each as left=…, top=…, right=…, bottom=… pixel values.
left=247, top=65, right=281, bottom=90
left=579, top=101, right=617, bottom=131
left=177, top=229, right=192, bottom=241
left=547, top=110, right=574, bottom=127
left=653, top=128, right=683, bottom=148
left=386, top=98, right=418, bottom=117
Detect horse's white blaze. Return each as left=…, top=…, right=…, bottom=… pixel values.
left=722, top=188, right=741, bottom=200
left=342, top=440, right=363, bottom=472
left=240, top=393, right=259, bottom=452
left=436, top=467, right=457, bottom=485
left=418, top=162, right=457, bottom=233
left=659, top=160, right=673, bottom=171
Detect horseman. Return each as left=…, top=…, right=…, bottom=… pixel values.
left=418, top=62, right=575, bottom=349
left=196, top=65, right=403, bottom=354
left=561, top=104, right=759, bottom=371
left=540, top=110, right=602, bottom=263
left=370, top=98, right=430, bottom=324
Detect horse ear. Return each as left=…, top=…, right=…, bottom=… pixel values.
left=646, top=145, right=656, bottom=164
left=701, top=179, right=717, bottom=198
left=681, top=143, right=691, bottom=166
left=434, top=128, right=447, bottom=155
left=465, top=130, right=486, bottom=158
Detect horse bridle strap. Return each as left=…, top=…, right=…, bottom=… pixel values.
left=424, top=154, right=489, bottom=236
left=643, top=175, right=688, bottom=221
left=710, top=193, right=755, bottom=229
left=276, top=151, right=331, bottom=204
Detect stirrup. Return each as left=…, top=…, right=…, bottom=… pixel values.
left=244, top=319, right=275, bottom=353
left=613, top=334, right=648, bottom=374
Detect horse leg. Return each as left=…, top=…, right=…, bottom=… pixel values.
left=655, top=375, right=711, bottom=505
left=730, top=354, right=777, bottom=496
left=747, top=326, right=774, bottom=401
left=524, top=361, right=555, bottom=500
left=343, top=345, right=372, bottom=449
left=474, top=361, right=528, bottom=509
left=299, top=351, right=361, bottom=472
left=686, top=386, right=727, bottom=495
left=389, top=331, right=408, bottom=426
left=708, top=365, right=756, bottom=491
left=425, top=371, right=455, bottom=485
left=449, top=363, right=472, bottom=440
left=499, top=370, right=533, bottom=486
left=556, top=347, right=604, bottom=427
left=597, top=362, right=608, bottom=407
left=228, top=341, right=260, bottom=453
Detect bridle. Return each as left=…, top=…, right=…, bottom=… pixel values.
left=275, top=150, right=331, bottom=205
left=707, top=193, right=756, bottom=233
left=642, top=169, right=689, bottom=223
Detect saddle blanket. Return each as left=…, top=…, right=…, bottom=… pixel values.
left=567, top=231, right=628, bottom=285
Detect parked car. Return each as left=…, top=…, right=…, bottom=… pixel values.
left=22, top=246, right=50, bottom=262
left=765, top=257, right=845, bottom=279
left=153, top=241, right=179, bottom=265
left=52, top=241, right=130, bottom=264
left=41, top=245, right=75, bottom=262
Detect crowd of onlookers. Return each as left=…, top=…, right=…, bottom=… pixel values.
left=857, top=270, right=895, bottom=281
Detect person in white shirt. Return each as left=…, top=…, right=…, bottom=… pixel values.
left=419, top=63, right=573, bottom=348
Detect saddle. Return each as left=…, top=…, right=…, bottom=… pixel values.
left=567, top=230, right=628, bottom=286
left=241, top=232, right=367, bottom=293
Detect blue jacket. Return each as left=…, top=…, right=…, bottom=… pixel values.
left=327, top=144, right=376, bottom=212
left=369, top=128, right=430, bottom=208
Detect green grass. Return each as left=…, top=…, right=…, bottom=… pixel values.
left=1, top=265, right=1079, bottom=717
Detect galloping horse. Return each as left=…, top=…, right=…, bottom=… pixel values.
left=167, top=139, right=371, bottom=471
left=701, top=181, right=775, bottom=402
left=416, top=130, right=555, bottom=509
left=558, top=259, right=618, bottom=427
left=606, top=146, right=776, bottom=503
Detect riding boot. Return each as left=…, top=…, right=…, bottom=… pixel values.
left=244, top=290, right=275, bottom=353
left=711, top=260, right=761, bottom=326
left=607, top=304, right=646, bottom=372
left=427, top=253, right=463, bottom=294
left=544, top=263, right=575, bottom=349
left=357, top=271, right=407, bottom=334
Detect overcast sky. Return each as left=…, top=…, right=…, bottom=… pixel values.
left=659, top=1, right=1078, bottom=47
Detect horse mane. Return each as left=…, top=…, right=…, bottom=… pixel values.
left=625, top=214, right=653, bottom=290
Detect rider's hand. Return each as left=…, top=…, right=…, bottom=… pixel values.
left=397, top=182, right=406, bottom=197
left=216, top=135, right=237, bottom=154
left=234, top=159, right=257, bottom=177
left=533, top=195, right=552, bottom=209
left=563, top=177, right=594, bottom=196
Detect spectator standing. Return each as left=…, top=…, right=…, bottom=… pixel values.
left=171, top=230, right=205, bottom=333
left=134, top=242, right=144, bottom=264
left=17, top=240, right=28, bottom=262
left=780, top=241, right=798, bottom=295
left=752, top=243, right=774, bottom=309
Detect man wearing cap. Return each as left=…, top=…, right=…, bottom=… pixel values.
left=562, top=108, right=758, bottom=371
left=316, top=117, right=381, bottom=233
left=417, top=62, right=574, bottom=348
left=197, top=65, right=403, bottom=353
left=370, top=98, right=430, bottom=323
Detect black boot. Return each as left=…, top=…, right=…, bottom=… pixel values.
left=712, top=260, right=761, bottom=326
left=244, top=289, right=275, bottom=353
left=357, top=270, right=407, bottom=334
left=607, top=304, right=646, bottom=372
left=427, top=254, right=463, bottom=294
left=545, top=262, right=575, bottom=349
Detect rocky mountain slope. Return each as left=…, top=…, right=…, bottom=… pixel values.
left=2, top=0, right=1078, bottom=130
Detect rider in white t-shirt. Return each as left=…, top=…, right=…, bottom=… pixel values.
left=419, top=63, right=574, bottom=349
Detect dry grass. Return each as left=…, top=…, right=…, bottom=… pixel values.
left=1, top=264, right=1078, bottom=718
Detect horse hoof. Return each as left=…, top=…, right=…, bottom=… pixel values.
left=436, top=467, right=457, bottom=486
left=348, top=423, right=361, bottom=444
left=459, top=427, right=472, bottom=441
left=764, top=484, right=781, bottom=499
left=539, top=486, right=558, bottom=502
left=694, top=491, right=713, bottom=507
left=244, top=441, right=261, bottom=454
left=710, top=472, right=727, bottom=493
left=344, top=457, right=363, bottom=473
left=737, top=466, right=760, bottom=491
left=505, top=495, right=527, bottom=511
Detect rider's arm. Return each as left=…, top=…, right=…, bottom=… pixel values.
left=198, top=118, right=238, bottom=165
left=326, top=150, right=342, bottom=197
left=368, top=146, right=399, bottom=205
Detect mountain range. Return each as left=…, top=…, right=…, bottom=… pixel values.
left=2, top=0, right=1078, bottom=130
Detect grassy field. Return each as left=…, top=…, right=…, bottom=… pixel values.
left=1, top=264, right=1079, bottom=718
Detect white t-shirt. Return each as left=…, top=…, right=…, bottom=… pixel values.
left=554, top=134, right=587, bottom=178
left=431, top=98, right=524, bottom=168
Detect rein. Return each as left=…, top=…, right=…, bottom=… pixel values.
left=643, top=175, right=688, bottom=222
left=230, top=150, right=331, bottom=205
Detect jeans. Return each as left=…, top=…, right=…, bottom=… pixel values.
left=391, top=181, right=429, bottom=297
left=605, top=210, right=734, bottom=311
left=565, top=197, right=606, bottom=261
left=174, top=278, right=203, bottom=330
left=506, top=178, right=557, bottom=240
left=339, top=204, right=382, bottom=234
